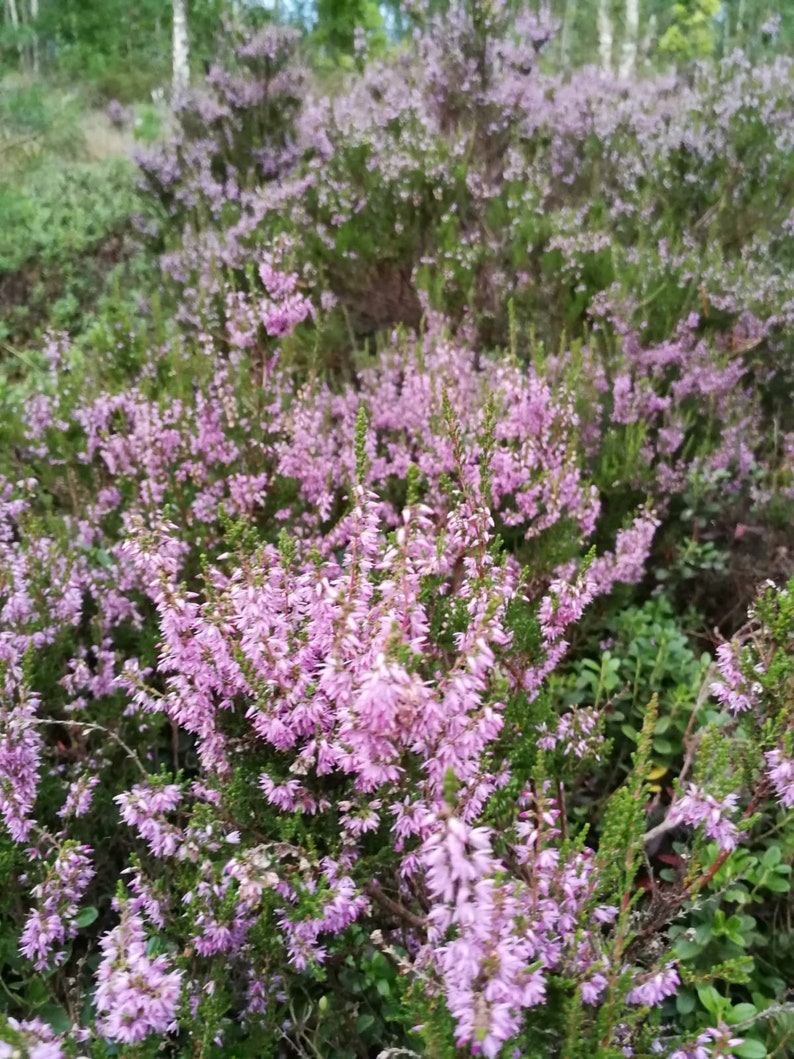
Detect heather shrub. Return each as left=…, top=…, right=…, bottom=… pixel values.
left=133, top=10, right=794, bottom=371
left=3, top=4, right=794, bottom=1058
left=1, top=281, right=793, bottom=1056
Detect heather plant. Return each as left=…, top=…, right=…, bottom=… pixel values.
left=133, top=9, right=794, bottom=371
left=3, top=3, right=794, bottom=1057
left=1, top=287, right=793, bottom=1055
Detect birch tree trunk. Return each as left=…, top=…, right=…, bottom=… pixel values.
left=172, top=0, right=190, bottom=99
left=6, top=0, right=19, bottom=34
left=641, top=13, right=657, bottom=68
left=597, top=0, right=614, bottom=74
left=618, top=0, right=639, bottom=78
left=6, top=0, right=25, bottom=70
left=559, top=0, right=576, bottom=68
left=28, top=0, right=38, bottom=74
left=736, top=0, right=746, bottom=52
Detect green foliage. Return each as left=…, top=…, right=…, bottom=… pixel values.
left=0, top=157, right=143, bottom=343
left=312, top=0, right=387, bottom=59
left=5, top=7, right=794, bottom=1057
left=0, top=81, right=84, bottom=171
left=660, top=0, right=722, bottom=62
left=29, top=0, right=228, bottom=100
left=555, top=595, right=709, bottom=783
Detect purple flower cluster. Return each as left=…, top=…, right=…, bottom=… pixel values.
left=668, top=785, right=741, bottom=852
left=116, top=782, right=183, bottom=857
left=95, top=905, right=183, bottom=1043
left=0, top=1018, right=64, bottom=1059
left=4, top=5, right=794, bottom=1053
left=710, top=641, right=760, bottom=715
left=765, top=749, right=794, bottom=809
left=419, top=795, right=617, bottom=1056
left=20, top=842, right=95, bottom=969
left=0, top=683, right=42, bottom=842
left=669, top=1023, right=745, bottom=1059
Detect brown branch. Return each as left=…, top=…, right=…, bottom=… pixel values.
left=364, top=882, right=427, bottom=930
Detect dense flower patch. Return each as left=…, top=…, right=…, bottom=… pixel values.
left=2, top=4, right=794, bottom=1058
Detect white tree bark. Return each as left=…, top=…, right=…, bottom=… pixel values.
left=559, top=0, right=576, bottom=67
left=618, top=0, right=639, bottom=78
left=6, top=0, right=25, bottom=69
left=172, top=0, right=190, bottom=100
left=641, top=12, right=657, bottom=67
left=597, top=0, right=614, bottom=74
left=28, top=0, right=38, bottom=74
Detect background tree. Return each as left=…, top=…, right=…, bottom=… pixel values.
left=659, top=0, right=721, bottom=62
left=172, top=0, right=189, bottom=96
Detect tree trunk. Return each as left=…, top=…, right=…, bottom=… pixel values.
left=597, top=0, right=614, bottom=74
left=641, top=13, right=657, bottom=68
left=172, top=0, right=190, bottom=100
left=6, top=0, right=25, bottom=70
left=6, top=0, right=19, bottom=32
left=736, top=0, right=746, bottom=52
left=559, top=0, right=576, bottom=67
left=28, top=0, right=38, bottom=74
left=618, top=0, right=639, bottom=78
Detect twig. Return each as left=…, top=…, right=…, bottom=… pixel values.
left=364, top=882, right=427, bottom=930
left=30, top=717, right=148, bottom=777
left=0, top=339, right=40, bottom=371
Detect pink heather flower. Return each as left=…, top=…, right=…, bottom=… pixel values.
left=1, top=1019, right=64, bottom=1059
left=19, top=910, right=65, bottom=970
left=625, top=963, right=680, bottom=1005
left=422, top=816, right=495, bottom=907
left=258, top=261, right=297, bottom=299
left=538, top=576, right=595, bottom=640
left=20, top=843, right=95, bottom=970
left=277, top=861, right=368, bottom=971
left=261, top=292, right=313, bottom=338
left=95, top=908, right=183, bottom=1043
left=536, top=706, right=602, bottom=760
left=0, top=691, right=43, bottom=843
left=710, top=641, right=758, bottom=714
left=588, top=510, right=659, bottom=593
left=765, top=748, right=794, bottom=808
left=581, top=972, right=608, bottom=1004
left=59, top=773, right=100, bottom=818
left=115, top=783, right=183, bottom=857
left=668, top=785, right=741, bottom=852
left=670, top=1023, right=745, bottom=1059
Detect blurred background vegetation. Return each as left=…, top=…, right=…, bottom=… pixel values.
left=1, top=1, right=792, bottom=106
left=0, top=0, right=790, bottom=354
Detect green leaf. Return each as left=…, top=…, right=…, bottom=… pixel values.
left=761, top=845, right=782, bottom=868
left=376, top=978, right=391, bottom=998
left=74, top=906, right=98, bottom=928
left=733, top=1040, right=767, bottom=1059
left=676, top=990, right=696, bottom=1014
left=696, top=984, right=724, bottom=1017
left=675, top=937, right=703, bottom=960
left=764, top=875, right=791, bottom=893
left=729, top=1004, right=758, bottom=1023
left=40, top=1004, right=71, bottom=1034
left=356, top=1013, right=376, bottom=1035
left=145, top=936, right=163, bottom=957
